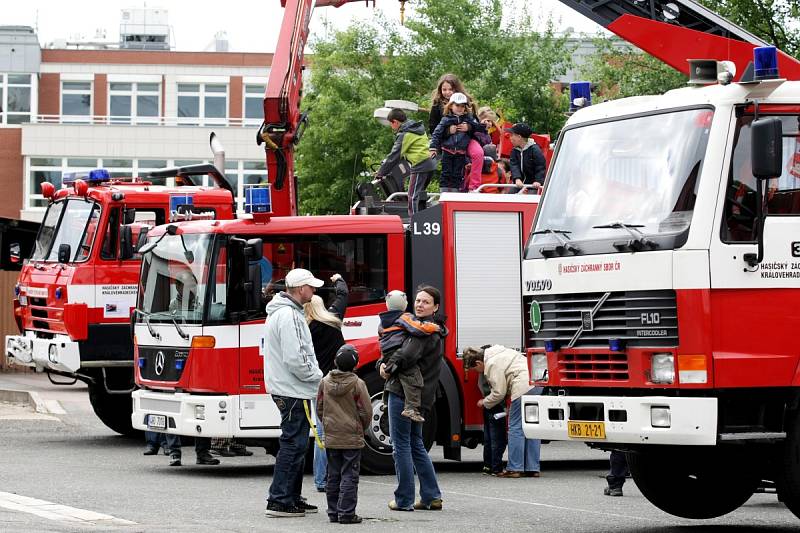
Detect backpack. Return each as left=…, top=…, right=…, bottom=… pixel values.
left=480, top=157, right=507, bottom=194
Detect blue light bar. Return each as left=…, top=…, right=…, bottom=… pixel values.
left=569, top=81, right=592, bottom=112
left=754, top=46, right=779, bottom=80
left=245, top=185, right=272, bottom=214
left=88, top=168, right=110, bottom=182
left=61, top=172, right=86, bottom=185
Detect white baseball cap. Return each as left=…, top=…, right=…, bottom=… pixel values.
left=448, top=92, right=468, bottom=105
left=285, top=268, right=324, bottom=288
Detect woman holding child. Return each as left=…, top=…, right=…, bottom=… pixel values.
left=379, top=286, right=447, bottom=512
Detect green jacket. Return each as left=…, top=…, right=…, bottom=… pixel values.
left=377, top=120, right=437, bottom=177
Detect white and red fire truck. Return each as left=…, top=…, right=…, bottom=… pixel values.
left=520, top=45, right=800, bottom=520
left=5, top=136, right=236, bottom=435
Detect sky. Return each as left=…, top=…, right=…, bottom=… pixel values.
left=4, top=0, right=604, bottom=53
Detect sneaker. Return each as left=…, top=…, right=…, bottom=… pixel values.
left=169, top=455, right=182, bottom=467
left=295, top=500, right=318, bottom=513
left=400, top=408, right=425, bottom=422
left=603, top=487, right=624, bottom=497
left=196, top=452, right=220, bottom=466
left=481, top=465, right=491, bottom=474
left=388, top=500, right=414, bottom=511
left=265, top=501, right=305, bottom=517
left=339, top=514, right=363, bottom=524
left=143, top=446, right=159, bottom=456
left=413, top=498, right=442, bottom=511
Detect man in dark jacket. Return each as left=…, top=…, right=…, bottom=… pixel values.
left=504, top=123, right=546, bottom=193
left=377, top=108, right=438, bottom=215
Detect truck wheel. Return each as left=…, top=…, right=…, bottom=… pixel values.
left=628, top=448, right=757, bottom=519
left=87, top=369, right=140, bottom=438
left=778, top=410, right=800, bottom=519
left=359, top=370, right=437, bottom=474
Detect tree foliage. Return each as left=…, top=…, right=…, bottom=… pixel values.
left=295, top=0, right=573, bottom=215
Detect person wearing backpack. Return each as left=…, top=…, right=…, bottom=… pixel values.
left=477, top=144, right=508, bottom=194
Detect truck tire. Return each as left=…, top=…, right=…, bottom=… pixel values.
left=359, top=370, right=436, bottom=475
left=628, top=447, right=757, bottom=519
left=87, top=369, right=140, bottom=438
left=778, top=410, right=800, bottom=519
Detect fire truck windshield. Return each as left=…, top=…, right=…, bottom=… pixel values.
left=527, top=107, right=712, bottom=258
left=31, top=199, right=101, bottom=262
left=137, top=233, right=214, bottom=324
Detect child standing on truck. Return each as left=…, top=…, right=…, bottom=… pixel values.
left=317, top=344, right=371, bottom=524
left=377, top=290, right=440, bottom=422
left=429, top=92, right=487, bottom=193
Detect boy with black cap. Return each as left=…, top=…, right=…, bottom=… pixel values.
left=316, top=344, right=371, bottom=524
left=504, top=122, right=546, bottom=193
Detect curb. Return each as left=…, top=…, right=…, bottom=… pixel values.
left=0, top=389, right=63, bottom=414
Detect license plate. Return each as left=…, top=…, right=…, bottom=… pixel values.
left=567, top=421, right=606, bottom=439
left=147, top=414, right=166, bottom=430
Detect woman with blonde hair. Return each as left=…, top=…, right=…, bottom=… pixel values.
left=304, top=273, right=349, bottom=493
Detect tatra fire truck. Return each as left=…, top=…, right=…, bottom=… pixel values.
left=5, top=135, right=236, bottom=435
left=520, top=45, right=800, bottom=520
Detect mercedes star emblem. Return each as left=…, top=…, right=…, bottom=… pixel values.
left=154, top=351, right=166, bottom=376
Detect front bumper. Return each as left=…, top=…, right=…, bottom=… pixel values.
left=6, top=332, right=81, bottom=373
left=521, top=394, right=718, bottom=446
left=132, top=389, right=284, bottom=439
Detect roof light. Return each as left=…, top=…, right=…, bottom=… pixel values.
left=73, top=179, right=89, bottom=196
left=245, top=185, right=272, bottom=214
left=40, top=182, right=55, bottom=199
left=88, top=168, right=110, bottom=182
left=569, top=82, right=592, bottom=113
left=753, top=46, right=779, bottom=81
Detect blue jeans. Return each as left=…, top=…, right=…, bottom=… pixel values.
left=507, top=387, right=541, bottom=472
left=267, top=396, right=311, bottom=507
left=483, top=405, right=507, bottom=473
left=145, top=431, right=166, bottom=448
left=387, top=392, right=441, bottom=508
left=314, top=411, right=327, bottom=490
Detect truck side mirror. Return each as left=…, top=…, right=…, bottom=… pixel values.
left=58, top=243, right=71, bottom=263
left=9, top=242, right=20, bottom=264
left=135, top=227, right=150, bottom=252
left=244, top=238, right=263, bottom=260
left=123, top=208, right=136, bottom=225
left=752, top=117, right=783, bottom=179
left=119, top=225, right=135, bottom=260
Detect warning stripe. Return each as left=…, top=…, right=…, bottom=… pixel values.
left=0, top=491, right=136, bottom=525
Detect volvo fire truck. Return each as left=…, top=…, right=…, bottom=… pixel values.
left=520, top=46, right=800, bottom=520
left=5, top=135, right=236, bottom=435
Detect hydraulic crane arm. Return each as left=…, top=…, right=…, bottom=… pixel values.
left=258, top=0, right=375, bottom=217
left=558, top=0, right=800, bottom=81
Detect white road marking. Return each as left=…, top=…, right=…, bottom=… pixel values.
left=360, top=479, right=664, bottom=523
left=0, top=491, right=136, bottom=526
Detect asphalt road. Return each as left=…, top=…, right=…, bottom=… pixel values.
left=0, top=373, right=798, bottom=532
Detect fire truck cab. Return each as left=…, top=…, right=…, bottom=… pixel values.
left=131, top=190, right=537, bottom=472
left=520, top=52, right=800, bottom=520
left=6, top=151, right=235, bottom=435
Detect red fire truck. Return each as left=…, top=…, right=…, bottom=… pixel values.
left=130, top=189, right=537, bottom=472
left=5, top=135, right=236, bottom=435
left=519, top=42, right=800, bottom=523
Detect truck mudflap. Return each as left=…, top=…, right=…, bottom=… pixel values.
left=521, top=395, right=718, bottom=446
left=6, top=332, right=81, bottom=373
left=132, top=389, right=290, bottom=439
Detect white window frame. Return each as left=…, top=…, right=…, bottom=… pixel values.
left=176, top=82, right=228, bottom=126
left=0, top=73, right=36, bottom=126
left=61, top=80, right=93, bottom=123
left=243, top=83, right=265, bottom=126
left=108, top=81, right=161, bottom=125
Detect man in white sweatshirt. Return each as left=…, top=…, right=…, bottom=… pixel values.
left=264, top=268, right=325, bottom=518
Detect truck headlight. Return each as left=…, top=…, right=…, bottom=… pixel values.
left=524, top=403, right=540, bottom=424
left=194, top=405, right=205, bottom=420
left=650, top=353, right=675, bottom=384
left=650, top=406, right=671, bottom=428
left=531, top=354, right=548, bottom=382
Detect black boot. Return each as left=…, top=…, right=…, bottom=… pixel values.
left=196, top=451, right=220, bottom=465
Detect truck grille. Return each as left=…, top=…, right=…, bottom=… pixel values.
left=557, top=352, right=629, bottom=381
left=138, top=347, right=189, bottom=382
left=525, top=289, right=678, bottom=349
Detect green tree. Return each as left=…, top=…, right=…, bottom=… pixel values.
left=296, top=0, right=573, bottom=215
left=698, top=0, right=800, bottom=58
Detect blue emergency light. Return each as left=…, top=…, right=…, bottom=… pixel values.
left=753, top=46, right=779, bottom=80
left=569, top=81, right=592, bottom=112
left=175, top=359, right=185, bottom=370
left=245, top=185, right=272, bottom=214
left=170, top=194, right=194, bottom=213
left=609, top=338, right=624, bottom=352
left=544, top=339, right=558, bottom=353
left=63, top=168, right=110, bottom=185
left=138, top=358, right=146, bottom=369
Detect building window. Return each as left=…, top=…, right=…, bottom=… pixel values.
left=0, top=73, right=33, bottom=125
left=62, top=81, right=92, bottom=122
left=109, top=82, right=160, bottom=124
left=244, top=84, right=264, bottom=125
left=177, top=83, right=227, bottom=126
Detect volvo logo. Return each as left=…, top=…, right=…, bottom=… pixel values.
left=154, top=351, right=166, bottom=376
